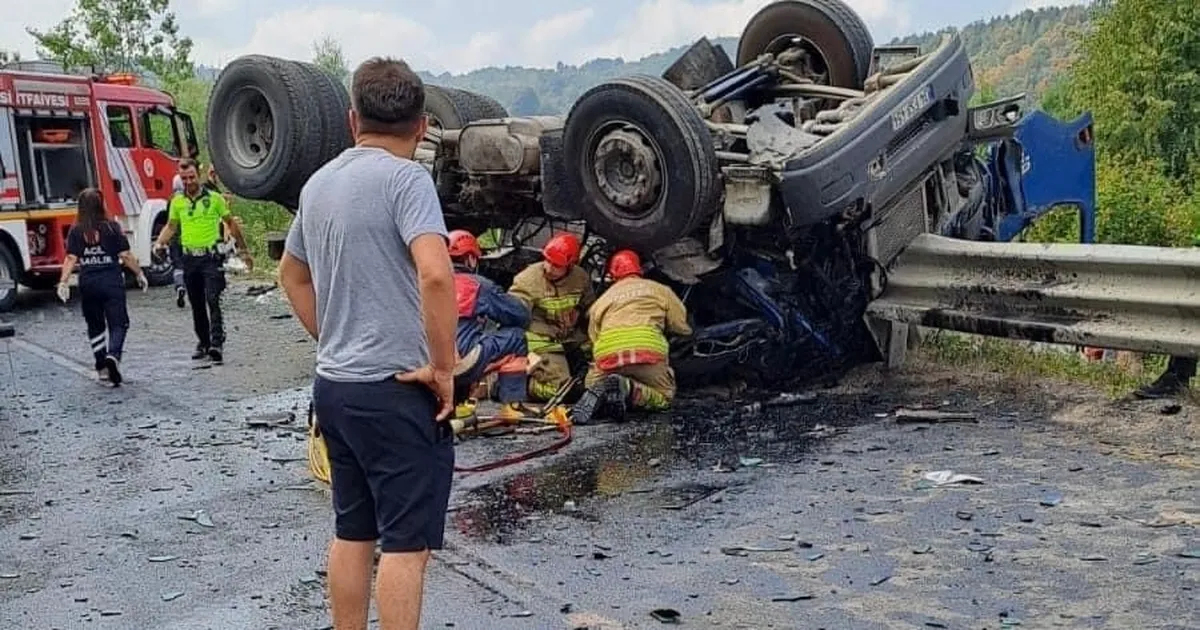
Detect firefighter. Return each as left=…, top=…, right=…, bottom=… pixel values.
left=152, top=158, right=253, bottom=364
left=508, top=232, right=595, bottom=401
left=55, top=188, right=148, bottom=386
left=448, top=229, right=532, bottom=419
left=571, top=250, right=692, bottom=425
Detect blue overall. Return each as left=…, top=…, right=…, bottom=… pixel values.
left=455, top=269, right=530, bottom=403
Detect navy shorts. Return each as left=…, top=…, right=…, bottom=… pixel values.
left=313, top=376, right=455, bottom=552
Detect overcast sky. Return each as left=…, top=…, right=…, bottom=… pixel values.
left=6, top=0, right=1088, bottom=75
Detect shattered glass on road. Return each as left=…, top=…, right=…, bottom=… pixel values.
left=0, top=284, right=1196, bottom=628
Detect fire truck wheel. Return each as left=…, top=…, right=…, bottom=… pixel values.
left=0, top=245, right=18, bottom=313
left=736, top=0, right=875, bottom=89
left=563, top=74, right=721, bottom=252
left=207, top=55, right=323, bottom=206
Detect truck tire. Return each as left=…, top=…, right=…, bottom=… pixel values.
left=0, top=244, right=19, bottom=312
left=563, top=75, right=721, bottom=252
left=206, top=55, right=324, bottom=210
left=736, top=0, right=875, bottom=89
left=294, top=61, right=354, bottom=168
left=424, top=85, right=508, bottom=130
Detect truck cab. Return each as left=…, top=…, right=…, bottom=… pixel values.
left=0, top=60, right=198, bottom=311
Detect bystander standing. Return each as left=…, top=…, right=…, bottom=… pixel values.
left=277, top=57, right=460, bottom=630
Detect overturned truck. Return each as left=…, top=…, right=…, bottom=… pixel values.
left=207, top=0, right=1121, bottom=386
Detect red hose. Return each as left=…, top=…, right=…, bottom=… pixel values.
left=453, top=421, right=573, bottom=473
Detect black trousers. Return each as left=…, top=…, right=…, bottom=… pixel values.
left=182, top=253, right=226, bottom=348
left=1168, top=356, right=1198, bottom=380
left=79, top=278, right=129, bottom=369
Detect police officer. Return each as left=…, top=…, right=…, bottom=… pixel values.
left=56, top=188, right=148, bottom=386
left=170, top=165, right=228, bottom=309
left=153, top=158, right=253, bottom=364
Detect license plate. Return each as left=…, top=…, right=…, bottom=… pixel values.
left=891, top=84, right=935, bottom=131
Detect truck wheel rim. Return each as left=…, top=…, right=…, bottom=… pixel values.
left=764, top=35, right=831, bottom=85
left=588, top=122, right=665, bottom=219
left=226, top=86, right=275, bottom=169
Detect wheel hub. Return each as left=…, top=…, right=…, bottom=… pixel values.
left=592, top=127, right=662, bottom=215
left=227, top=87, right=275, bottom=169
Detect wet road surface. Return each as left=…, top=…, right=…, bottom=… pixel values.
left=1, top=283, right=1196, bottom=629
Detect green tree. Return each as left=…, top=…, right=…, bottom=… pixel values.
left=312, top=36, right=348, bottom=86
left=1058, top=0, right=1200, bottom=181
left=27, top=0, right=194, bottom=85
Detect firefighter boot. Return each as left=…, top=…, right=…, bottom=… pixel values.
left=570, top=386, right=604, bottom=426
left=570, top=375, right=629, bottom=425
left=602, top=374, right=632, bottom=423
left=452, top=345, right=484, bottom=406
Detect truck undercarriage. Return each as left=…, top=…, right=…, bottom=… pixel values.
left=208, top=0, right=1197, bottom=387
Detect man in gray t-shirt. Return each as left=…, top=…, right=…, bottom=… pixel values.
left=278, top=57, right=458, bottom=630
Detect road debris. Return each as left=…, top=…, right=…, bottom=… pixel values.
left=245, top=412, right=295, bottom=428
left=895, top=409, right=978, bottom=423
left=922, top=470, right=985, bottom=486
left=719, top=544, right=794, bottom=556
left=178, top=510, right=215, bottom=528
left=771, top=593, right=815, bottom=602
left=1039, top=492, right=1064, bottom=507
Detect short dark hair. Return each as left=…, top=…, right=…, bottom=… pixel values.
left=351, top=57, right=425, bottom=138
left=178, top=158, right=199, bottom=172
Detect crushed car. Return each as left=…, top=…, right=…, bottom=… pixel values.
left=205, top=0, right=1096, bottom=387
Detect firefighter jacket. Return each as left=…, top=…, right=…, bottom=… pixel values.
left=508, top=263, right=595, bottom=353
left=455, top=271, right=530, bottom=352
left=586, top=276, right=692, bottom=371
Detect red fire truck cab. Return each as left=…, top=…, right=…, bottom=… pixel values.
left=0, top=60, right=198, bottom=311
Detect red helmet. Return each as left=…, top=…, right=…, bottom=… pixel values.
left=447, top=230, right=482, bottom=260
left=607, top=249, right=642, bottom=280
left=543, top=233, right=581, bottom=267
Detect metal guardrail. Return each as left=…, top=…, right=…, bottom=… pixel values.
left=867, top=234, right=1200, bottom=358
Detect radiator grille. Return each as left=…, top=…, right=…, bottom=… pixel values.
left=874, top=179, right=929, bottom=266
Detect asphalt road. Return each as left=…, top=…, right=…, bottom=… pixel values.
left=0, top=281, right=1196, bottom=629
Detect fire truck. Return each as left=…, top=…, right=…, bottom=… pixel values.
left=0, top=60, right=199, bottom=311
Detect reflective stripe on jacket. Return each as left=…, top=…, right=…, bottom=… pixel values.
left=587, top=276, right=691, bottom=371
left=508, top=262, right=594, bottom=345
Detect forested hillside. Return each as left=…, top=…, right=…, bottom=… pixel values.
left=423, top=5, right=1092, bottom=115
left=892, top=5, right=1091, bottom=103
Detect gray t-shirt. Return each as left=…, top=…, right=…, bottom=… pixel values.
left=285, top=147, right=447, bottom=382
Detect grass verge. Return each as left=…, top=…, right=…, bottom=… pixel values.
left=229, top=197, right=291, bottom=282
left=916, top=330, right=1174, bottom=399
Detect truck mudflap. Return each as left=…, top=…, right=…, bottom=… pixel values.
left=775, top=33, right=973, bottom=227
